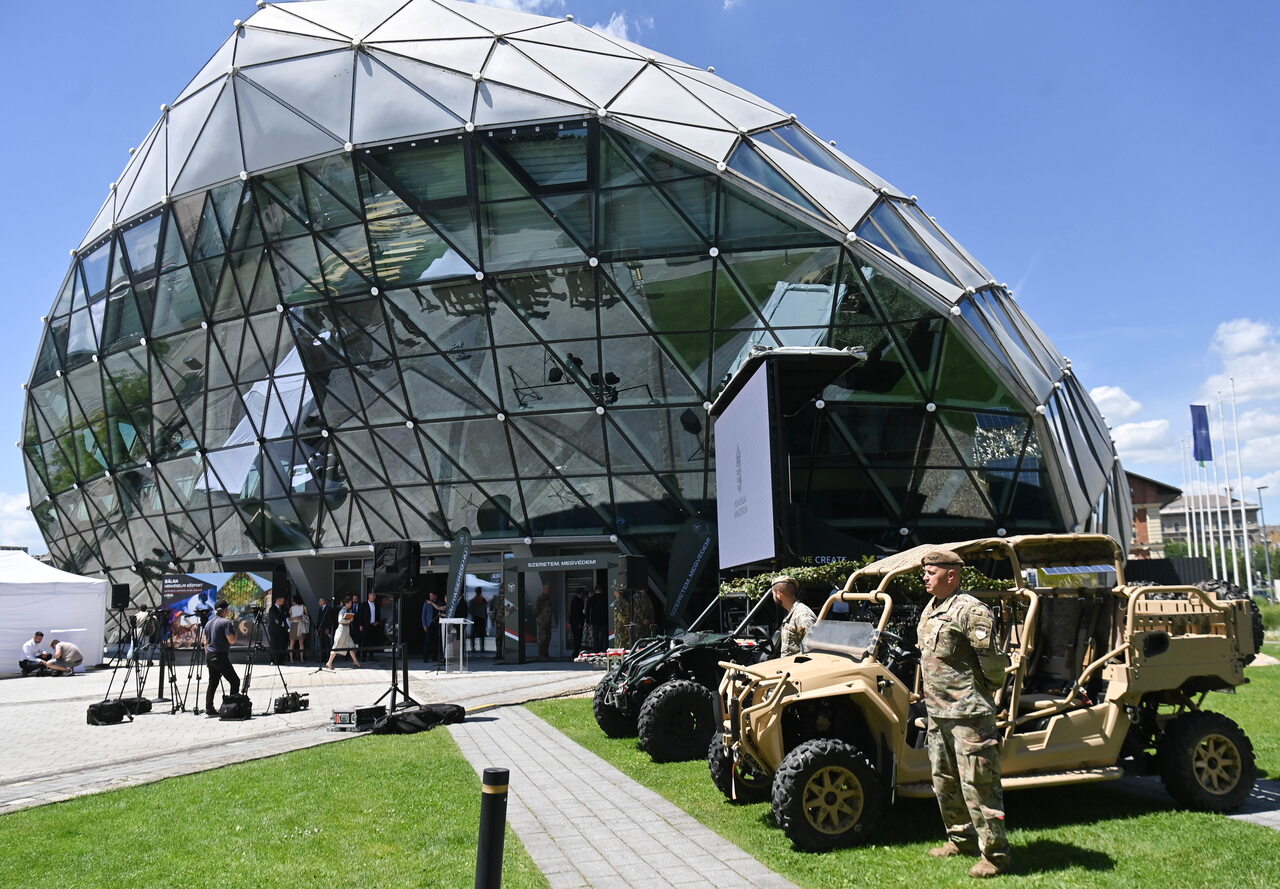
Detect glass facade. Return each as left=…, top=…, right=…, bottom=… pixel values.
left=23, top=0, right=1129, bottom=597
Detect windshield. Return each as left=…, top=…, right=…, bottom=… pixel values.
left=803, top=619, right=877, bottom=657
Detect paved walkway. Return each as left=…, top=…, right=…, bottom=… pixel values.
left=0, top=656, right=597, bottom=814
left=450, top=706, right=797, bottom=889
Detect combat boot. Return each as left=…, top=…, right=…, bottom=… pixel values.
left=968, top=857, right=1007, bottom=878
left=929, top=841, right=977, bottom=858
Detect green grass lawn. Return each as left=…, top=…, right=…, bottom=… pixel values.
left=0, top=732, right=548, bottom=889
left=529, top=663, right=1280, bottom=889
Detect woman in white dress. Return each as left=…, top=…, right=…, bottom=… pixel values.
left=287, top=593, right=308, bottom=661
left=324, top=598, right=361, bottom=670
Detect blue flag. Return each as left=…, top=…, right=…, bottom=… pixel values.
left=1190, top=404, right=1212, bottom=463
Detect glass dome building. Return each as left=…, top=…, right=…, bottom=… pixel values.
left=22, top=0, right=1129, bottom=609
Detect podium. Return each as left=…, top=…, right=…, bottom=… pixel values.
left=440, top=617, right=471, bottom=673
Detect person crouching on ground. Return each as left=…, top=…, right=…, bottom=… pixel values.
left=916, top=549, right=1010, bottom=878
left=20, top=631, right=53, bottom=676
left=45, top=638, right=84, bottom=675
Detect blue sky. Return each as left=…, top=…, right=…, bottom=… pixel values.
left=1, top=0, right=1276, bottom=552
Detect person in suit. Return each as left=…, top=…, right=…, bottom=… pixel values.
left=267, top=594, right=290, bottom=665
left=568, top=588, right=587, bottom=657
left=355, top=591, right=383, bottom=660
left=315, top=597, right=338, bottom=663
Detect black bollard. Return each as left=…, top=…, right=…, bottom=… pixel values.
left=475, top=767, right=509, bottom=889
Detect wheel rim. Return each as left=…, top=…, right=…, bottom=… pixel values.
left=1193, top=732, right=1243, bottom=795
left=670, top=707, right=699, bottom=740
left=801, top=764, right=864, bottom=835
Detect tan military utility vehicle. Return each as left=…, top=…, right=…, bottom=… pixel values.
left=711, top=534, right=1259, bottom=851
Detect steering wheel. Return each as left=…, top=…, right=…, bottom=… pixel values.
left=747, top=624, right=776, bottom=659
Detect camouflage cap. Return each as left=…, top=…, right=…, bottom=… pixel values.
left=920, top=549, right=966, bottom=568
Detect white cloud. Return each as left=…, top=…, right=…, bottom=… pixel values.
left=1111, top=418, right=1178, bottom=466
left=724, top=0, right=745, bottom=9
left=0, top=492, right=46, bottom=555
left=1202, top=318, right=1280, bottom=402
left=1089, top=385, right=1142, bottom=422
left=590, top=12, right=631, bottom=41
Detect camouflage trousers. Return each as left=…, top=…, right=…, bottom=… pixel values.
left=926, top=714, right=1009, bottom=865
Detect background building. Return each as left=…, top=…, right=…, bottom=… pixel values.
left=1126, top=471, right=1181, bottom=559
left=21, top=0, right=1128, bottom=632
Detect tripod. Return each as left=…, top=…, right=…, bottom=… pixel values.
left=179, top=610, right=212, bottom=715
left=372, top=596, right=420, bottom=712
left=238, top=608, right=303, bottom=717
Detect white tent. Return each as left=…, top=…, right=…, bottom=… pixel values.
left=1, top=551, right=109, bottom=671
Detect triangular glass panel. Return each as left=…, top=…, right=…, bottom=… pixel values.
left=508, top=38, right=644, bottom=107
left=658, top=177, right=716, bottom=242
left=855, top=256, right=934, bottom=323
left=314, top=226, right=373, bottom=296
left=472, top=80, right=584, bottom=127
left=30, top=325, right=64, bottom=388
left=237, top=312, right=287, bottom=382
left=857, top=201, right=956, bottom=285
left=368, top=213, right=453, bottom=288
left=192, top=256, right=233, bottom=316
left=595, top=272, right=647, bottom=337
left=541, top=192, right=593, bottom=251
left=727, top=142, right=822, bottom=215
left=719, top=185, right=827, bottom=251
left=224, top=250, right=265, bottom=320
left=245, top=254, right=283, bottom=313
left=612, top=472, right=689, bottom=529
left=80, top=241, right=112, bottom=302
left=351, top=51, right=470, bottom=144
left=601, top=336, right=698, bottom=406
left=350, top=369, right=410, bottom=424
left=367, top=426, right=432, bottom=488
left=607, top=130, right=706, bottom=182
left=930, top=325, right=1022, bottom=411
left=121, top=215, right=163, bottom=279
left=239, top=49, right=353, bottom=142
left=600, top=132, right=646, bottom=187
left=481, top=199, right=586, bottom=272
left=485, top=43, right=591, bottom=107
left=235, top=76, right=345, bottom=174
left=915, top=465, right=994, bottom=520
left=311, top=368, right=366, bottom=429
left=368, top=1, right=494, bottom=41
left=477, top=143, right=530, bottom=202
left=211, top=182, right=249, bottom=247
left=391, top=485, right=451, bottom=540
left=356, top=488, right=409, bottom=541
left=493, top=267, right=597, bottom=341
left=151, top=267, right=205, bottom=337
left=327, top=429, right=390, bottom=490
left=272, top=237, right=327, bottom=304
left=256, top=169, right=312, bottom=240
left=357, top=163, right=420, bottom=222
left=419, top=419, right=516, bottom=482
left=49, top=267, right=77, bottom=320
left=401, top=353, right=499, bottom=420
left=172, top=81, right=245, bottom=198
left=601, top=411, right=666, bottom=475
left=421, top=205, right=481, bottom=268
left=202, top=385, right=248, bottom=447
left=371, top=139, right=467, bottom=204
left=99, top=286, right=148, bottom=355
left=491, top=124, right=591, bottom=190
left=158, top=211, right=189, bottom=275
left=599, top=184, right=705, bottom=260
left=509, top=411, right=608, bottom=476
left=496, top=343, right=597, bottom=413
left=192, top=191, right=229, bottom=262
left=302, top=154, right=363, bottom=223
left=519, top=476, right=601, bottom=536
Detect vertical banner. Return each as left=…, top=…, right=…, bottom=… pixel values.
left=665, top=518, right=716, bottom=622
left=1190, top=404, right=1213, bottom=463
left=445, top=527, right=473, bottom=620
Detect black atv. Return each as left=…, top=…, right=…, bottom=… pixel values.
left=593, top=592, right=776, bottom=762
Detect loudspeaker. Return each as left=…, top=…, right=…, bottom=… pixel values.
left=271, top=565, right=291, bottom=601
left=372, top=540, right=420, bottom=594
left=111, top=583, right=131, bottom=610
left=617, top=554, right=648, bottom=590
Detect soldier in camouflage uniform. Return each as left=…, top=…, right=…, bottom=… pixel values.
left=916, top=550, right=1010, bottom=878
left=631, top=586, right=654, bottom=641
left=534, top=584, right=554, bottom=659
left=612, top=587, right=633, bottom=649
left=772, top=576, right=816, bottom=656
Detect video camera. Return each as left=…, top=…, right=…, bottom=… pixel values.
left=273, top=691, right=310, bottom=714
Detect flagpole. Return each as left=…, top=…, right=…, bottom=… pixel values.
left=1200, top=459, right=1216, bottom=573
left=1215, top=393, right=1240, bottom=586
left=1180, top=437, right=1196, bottom=557
left=1208, top=403, right=1229, bottom=581
left=1230, top=378, right=1253, bottom=589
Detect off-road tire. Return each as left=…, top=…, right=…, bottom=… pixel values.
left=772, top=738, right=882, bottom=851
left=708, top=733, right=771, bottom=804
left=638, top=679, right=716, bottom=762
left=1159, top=710, right=1256, bottom=811
left=593, top=677, right=637, bottom=738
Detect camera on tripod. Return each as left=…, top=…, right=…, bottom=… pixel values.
left=273, top=691, right=309, bottom=714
